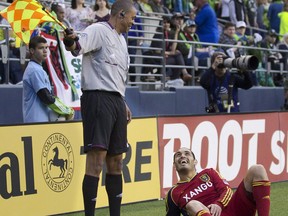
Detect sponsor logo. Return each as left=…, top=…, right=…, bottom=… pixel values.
left=200, top=174, right=210, bottom=182
left=41, top=133, right=74, bottom=192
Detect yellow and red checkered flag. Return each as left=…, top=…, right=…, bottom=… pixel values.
left=0, top=0, right=60, bottom=44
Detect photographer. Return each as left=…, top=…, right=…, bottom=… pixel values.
left=200, top=52, right=254, bottom=113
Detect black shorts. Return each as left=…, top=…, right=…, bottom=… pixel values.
left=81, top=90, right=128, bottom=155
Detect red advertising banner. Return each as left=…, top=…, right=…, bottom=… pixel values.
left=158, top=112, right=288, bottom=198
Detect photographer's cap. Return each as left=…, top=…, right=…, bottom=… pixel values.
left=236, top=21, right=246, bottom=28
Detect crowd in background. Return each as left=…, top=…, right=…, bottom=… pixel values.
left=0, top=0, right=288, bottom=88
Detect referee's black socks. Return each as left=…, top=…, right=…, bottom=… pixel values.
left=105, top=174, right=123, bottom=216
left=82, top=175, right=99, bottom=216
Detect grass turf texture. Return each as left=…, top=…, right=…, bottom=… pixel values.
left=60, top=181, right=288, bottom=216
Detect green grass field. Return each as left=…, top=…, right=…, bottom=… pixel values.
left=62, top=181, right=288, bottom=216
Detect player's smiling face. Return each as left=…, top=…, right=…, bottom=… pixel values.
left=173, top=147, right=196, bottom=172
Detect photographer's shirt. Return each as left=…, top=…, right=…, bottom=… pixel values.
left=200, top=68, right=253, bottom=112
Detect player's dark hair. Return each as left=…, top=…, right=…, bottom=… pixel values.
left=191, top=151, right=196, bottom=160
left=29, top=36, right=47, bottom=49
left=110, top=0, right=134, bottom=16
left=173, top=149, right=196, bottom=161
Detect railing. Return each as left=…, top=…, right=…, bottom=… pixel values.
left=1, top=11, right=287, bottom=88
left=126, top=16, right=288, bottom=88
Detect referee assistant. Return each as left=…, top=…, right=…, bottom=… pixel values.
left=63, top=0, right=136, bottom=215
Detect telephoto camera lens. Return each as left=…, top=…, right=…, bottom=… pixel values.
left=219, top=55, right=259, bottom=70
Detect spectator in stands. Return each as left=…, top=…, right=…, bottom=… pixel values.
left=168, top=0, right=180, bottom=13
left=228, top=0, right=246, bottom=24
left=22, top=36, right=74, bottom=122
left=218, top=22, right=241, bottom=58
left=177, top=20, right=212, bottom=64
left=133, top=0, right=142, bottom=12
left=267, top=0, right=284, bottom=34
left=0, top=14, right=23, bottom=84
left=200, top=52, right=253, bottom=113
left=52, top=3, right=71, bottom=29
left=149, top=17, right=192, bottom=86
left=149, top=0, right=170, bottom=14
left=192, top=0, right=219, bottom=43
left=170, top=12, right=185, bottom=32
left=65, top=0, right=95, bottom=31
left=245, top=0, right=258, bottom=31
left=182, top=19, right=215, bottom=82
left=139, top=0, right=153, bottom=15
left=93, top=0, right=111, bottom=22
left=278, top=33, right=288, bottom=110
left=127, top=12, right=144, bottom=84
left=234, top=21, right=263, bottom=55
left=234, top=21, right=252, bottom=45
left=233, top=21, right=262, bottom=86
left=176, top=19, right=213, bottom=81
left=278, top=33, right=288, bottom=71
left=257, top=0, right=270, bottom=36
left=138, top=0, right=157, bottom=47
left=260, top=29, right=283, bottom=86
left=163, top=0, right=190, bottom=14
left=219, top=0, right=231, bottom=23
left=278, top=34, right=288, bottom=104
left=166, top=147, right=271, bottom=216
left=41, top=3, right=72, bottom=36
left=278, top=2, right=288, bottom=40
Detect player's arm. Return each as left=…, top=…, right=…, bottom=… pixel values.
left=165, top=189, right=182, bottom=216
left=209, top=169, right=233, bottom=209
left=37, top=88, right=74, bottom=120
left=37, top=88, right=55, bottom=105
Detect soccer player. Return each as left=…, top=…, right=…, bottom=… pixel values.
left=63, top=0, right=135, bottom=215
left=165, top=147, right=271, bottom=216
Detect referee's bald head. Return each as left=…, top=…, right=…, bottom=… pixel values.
left=110, top=0, right=134, bottom=17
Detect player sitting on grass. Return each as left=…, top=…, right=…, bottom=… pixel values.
left=165, top=147, right=270, bottom=216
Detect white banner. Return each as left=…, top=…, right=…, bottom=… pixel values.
left=41, top=32, right=82, bottom=109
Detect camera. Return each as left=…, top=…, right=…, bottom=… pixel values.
left=218, top=55, right=259, bottom=70
left=205, top=103, right=219, bottom=113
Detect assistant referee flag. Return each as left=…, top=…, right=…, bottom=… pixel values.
left=0, top=0, right=56, bottom=44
